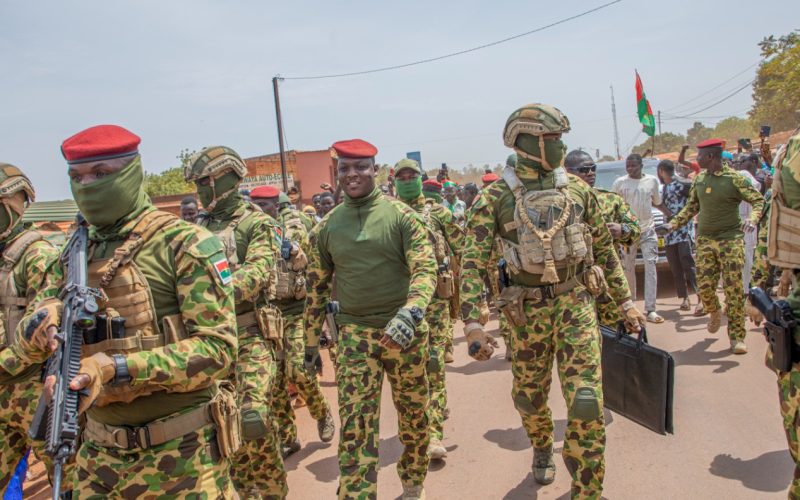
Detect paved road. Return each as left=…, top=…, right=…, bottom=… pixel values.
left=286, top=289, right=793, bottom=499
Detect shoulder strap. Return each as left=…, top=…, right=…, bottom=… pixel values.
left=2, top=231, right=44, bottom=269
left=502, top=166, right=524, bottom=197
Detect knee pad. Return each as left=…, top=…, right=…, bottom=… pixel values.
left=426, top=352, right=442, bottom=374
left=240, top=407, right=268, bottom=441
left=570, top=387, right=601, bottom=420
left=513, top=392, right=537, bottom=414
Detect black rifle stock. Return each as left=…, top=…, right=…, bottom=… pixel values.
left=749, top=287, right=797, bottom=372
left=28, top=215, right=100, bottom=499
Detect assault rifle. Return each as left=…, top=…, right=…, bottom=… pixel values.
left=29, top=215, right=101, bottom=499
left=749, top=287, right=798, bottom=372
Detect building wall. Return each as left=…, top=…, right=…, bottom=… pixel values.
left=295, top=150, right=335, bottom=206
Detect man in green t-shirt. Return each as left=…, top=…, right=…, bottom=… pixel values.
left=665, top=138, right=764, bottom=354
left=304, top=139, right=437, bottom=500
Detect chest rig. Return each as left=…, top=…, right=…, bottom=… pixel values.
left=422, top=200, right=455, bottom=299
left=274, top=211, right=307, bottom=301
left=0, top=231, right=44, bottom=347
left=82, top=210, right=189, bottom=406
left=499, top=166, right=593, bottom=283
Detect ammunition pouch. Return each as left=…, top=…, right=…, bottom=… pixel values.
left=435, top=270, right=455, bottom=299
left=496, top=273, right=589, bottom=327
left=209, top=382, right=242, bottom=457
left=274, top=260, right=307, bottom=301
left=240, top=405, right=268, bottom=441
left=768, top=143, right=800, bottom=269
left=257, top=304, right=284, bottom=342
left=584, top=265, right=608, bottom=298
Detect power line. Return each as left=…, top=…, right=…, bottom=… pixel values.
left=282, top=1, right=622, bottom=80
left=662, top=62, right=758, bottom=113
left=663, top=79, right=754, bottom=119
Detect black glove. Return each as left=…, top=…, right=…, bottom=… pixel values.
left=384, top=308, right=418, bottom=349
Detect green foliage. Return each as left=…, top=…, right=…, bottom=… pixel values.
left=686, top=121, right=713, bottom=147
left=632, top=131, right=687, bottom=155
left=712, top=116, right=758, bottom=146
left=143, top=148, right=197, bottom=198
left=751, top=30, right=800, bottom=132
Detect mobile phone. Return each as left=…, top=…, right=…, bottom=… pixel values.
left=760, top=125, right=771, bottom=138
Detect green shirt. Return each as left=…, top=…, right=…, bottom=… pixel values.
left=672, top=164, right=765, bottom=241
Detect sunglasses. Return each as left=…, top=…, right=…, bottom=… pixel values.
left=577, top=164, right=597, bottom=174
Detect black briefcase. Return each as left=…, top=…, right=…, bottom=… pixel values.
left=600, top=324, right=674, bottom=435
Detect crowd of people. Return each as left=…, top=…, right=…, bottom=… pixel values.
left=0, top=102, right=798, bottom=500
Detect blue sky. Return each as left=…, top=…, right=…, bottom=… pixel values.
left=1, top=0, right=797, bottom=200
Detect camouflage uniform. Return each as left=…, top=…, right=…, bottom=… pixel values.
left=305, top=186, right=437, bottom=499
left=751, top=195, right=771, bottom=291
left=0, top=165, right=62, bottom=492
left=460, top=104, right=635, bottom=499
left=671, top=163, right=764, bottom=345
left=189, top=146, right=288, bottom=499
left=271, top=205, right=332, bottom=452
left=594, top=188, right=640, bottom=326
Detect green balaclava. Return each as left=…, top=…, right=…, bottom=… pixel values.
left=71, top=156, right=150, bottom=230
left=197, top=171, right=242, bottom=216
left=515, top=134, right=567, bottom=171
left=395, top=176, right=422, bottom=200
left=0, top=206, right=21, bottom=241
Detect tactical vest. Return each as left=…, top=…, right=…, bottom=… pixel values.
left=422, top=200, right=455, bottom=299
left=499, top=166, right=593, bottom=283
left=769, top=137, right=800, bottom=268
left=275, top=211, right=307, bottom=301
left=0, top=231, right=45, bottom=347
left=82, top=210, right=190, bottom=407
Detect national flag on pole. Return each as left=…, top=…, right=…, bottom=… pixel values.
left=635, top=71, right=656, bottom=137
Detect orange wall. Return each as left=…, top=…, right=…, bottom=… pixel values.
left=295, top=150, right=335, bottom=206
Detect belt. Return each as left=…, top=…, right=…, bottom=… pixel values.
left=519, top=273, right=585, bottom=303
left=84, top=405, right=213, bottom=450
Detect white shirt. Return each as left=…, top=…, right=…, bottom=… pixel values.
left=612, top=174, right=662, bottom=232
left=738, top=170, right=762, bottom=246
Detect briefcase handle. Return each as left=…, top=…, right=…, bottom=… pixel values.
left=616, top=322, right=649, bottom=345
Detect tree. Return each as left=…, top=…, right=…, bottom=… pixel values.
left=711, top=116, right=757, bottom=146
left=751, top=30, right=800, bottom=132
left=686, top=122, right=713, bottom=146
left=632, top=132, right=687, bottom=155
left=143, top=148, right=197, bottom=198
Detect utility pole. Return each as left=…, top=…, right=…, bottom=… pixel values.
left=272, top=76, right=289, bottom=192
left=610, top=85, right=621, bottom=160
left=657, top=110, right=662, bottom=154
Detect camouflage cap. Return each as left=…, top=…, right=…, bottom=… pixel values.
left=0, top=163, right=35, bottom=203
left=184, top=145, right=248, bottom=182
left=503, top=103, right=571, bottom=148
left=394, top=158, right=422, bottom=175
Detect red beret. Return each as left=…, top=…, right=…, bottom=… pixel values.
left=61, top=125, right=141, bottom=164
left=481, top=173, right=499, bottom=183
left=696, top=138, right=726, bottom=149
left=422, top=179, right=443, bottom=191
left=249, top=185, right=281, bottom=199
left=332, top=139, right=378, bottom=159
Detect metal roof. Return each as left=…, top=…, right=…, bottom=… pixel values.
left=22, top=200, right=79, bottom=222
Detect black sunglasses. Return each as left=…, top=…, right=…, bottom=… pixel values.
left=577, top=164, right=597, bottom=174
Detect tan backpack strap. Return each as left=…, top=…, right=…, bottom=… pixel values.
left=502, top=166, right=524, bottom=197
left=2, top=231, right=44, bottom=268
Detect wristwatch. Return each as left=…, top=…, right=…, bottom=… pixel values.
left=111, top=354, right=131, bottom=386
left=408, top=306, right=424, bottom=325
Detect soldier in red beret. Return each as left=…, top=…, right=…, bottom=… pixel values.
left=8, top=125, right=238, bottom=497
left=664, top=138, right=765, bottom=354
left=304, top=139, right=437, bottom=499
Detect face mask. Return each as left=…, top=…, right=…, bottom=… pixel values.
left=515, top=135, right=567, bottom=170
left=0, top=203, right=20, bottom=240
left=197, top=171, right=241, bottom=213
left=395, top=178, right=422, bottom=200
left=71, top=156, right=148, bottom=228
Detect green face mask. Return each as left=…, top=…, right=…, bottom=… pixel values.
left=395, top=178, right=422, bottom=200
left=71, top=156, right=148, bottom=228
left=515, top=135, right=567, bottom=170
left=0, top=205, right=20, bottom=240
left=197, top=171, right=241, bottom=214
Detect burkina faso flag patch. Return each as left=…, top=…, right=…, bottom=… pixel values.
left=213, top=257, right=232, bottom=285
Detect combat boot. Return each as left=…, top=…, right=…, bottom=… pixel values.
left=318, top=409, right=336, bottom=443
left=281, top=438, right=301, bottom=459
left=532, top=446, right=556, bottom=485
left=427, top=437, right=448, bottom=460
left=401, top=483, right=426, bottom=500
left=731, top=341, right=748, bottom=355
left=444, top=349, right=455, bottom=364
left=707, top=310, right=722, bottom=333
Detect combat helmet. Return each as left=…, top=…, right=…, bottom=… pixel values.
left=184, top=146, right=248, bottom=211
left=0, top=163, right=35, bottom=239
left=503, top=104, right=570, bottom=170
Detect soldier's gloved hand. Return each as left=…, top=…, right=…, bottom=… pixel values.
left=289, top=243, right=308, bottom=272
left=382, top=308, right=417, bottom=350
left=778, top=269, right=794, bottom=298
left=18, top=300, right=63, bottom=361
left=45, top=352, right=115, bottom=414
left=465, top=323, right=498, bottom=361
left=622, top=300, right=645, bottom=333
left=304, top=346, right=321, bottom=376
left=742, top=220, right=757, bottom=233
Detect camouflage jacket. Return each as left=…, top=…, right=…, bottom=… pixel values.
left=3, top=206, right=237, bottom=426
left=459, top=169, right=630, bottom=323
left=405, top=194, right=464, bottom=257
left=595, top=188, right=641, bottom=246
left=276, top=206, right=310, bottom=317
left=304, top=189, right=437, bottom=345
left=0, top=228, right=59, bottom=385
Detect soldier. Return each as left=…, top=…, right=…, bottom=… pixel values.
left=0, top=164, right=61, bottom=492
left=185, top=147, right=288, bottom=498
left=304, top=139, right=437, bottom=500
left=3, top=125, right=238, bottom=497
left=565, top=149, right=641, bottom=326
left=249, top=185, right=335, bottom=458
left=664, top=138, right=765, bottom=354
left=460, top=104, right=645, bottom=498
left=180, top=195, right=199, bottom=223
left=393, top=158, right=463, bottom=462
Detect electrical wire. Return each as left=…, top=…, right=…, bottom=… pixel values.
left=662, top=62, right=758, bottom=113
left=662, top=80, right=754, bottom=119
left=281, top=1, right=622, bottom=80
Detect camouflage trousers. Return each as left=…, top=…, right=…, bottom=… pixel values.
left=0, top=377, right=72, bottom=493
left=231, top=331, right=287, bottom=499
left=75, top=424, right=232, bottom=498
left=274, top=314, right=331, bottom=447
left=595, top=295, right=623, bottom=328
left=509, top=286, right=605, bottom=499
left=751, top=237, right=770, bottom=291
left=335, top=322, right=430, bottom=499
left=696, top=236, right=746, bottom=343
left=780, top=281, right=800, bottom=499
left=427, top=297, right=451, bottom=441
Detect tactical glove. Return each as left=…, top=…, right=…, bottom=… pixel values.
left=18, top=300, right=63, bottom=362
left=466, top=324, right=498, bottom=361
left=72, top=352, right=115, bottom=414
left=289, top=243, right=308, bottom=272
left=622, top=300, right=646, bottom=332
left=384, top=308, right=417, bottom=350
left=304, top=346, right=321, bottom=376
